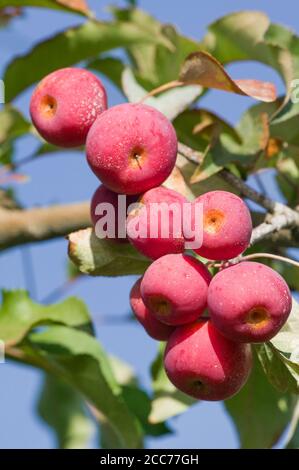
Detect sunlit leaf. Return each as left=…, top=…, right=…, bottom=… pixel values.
left=271, top=297, right=299, bottom=360
left=27, top=325, right=143, bottom=448
left=112, top=8, right=200, bottom=89
left=0, top=290, right=92, bottom=346
left=4, top=19, right=172, bottom=100
left=256, top=343, right=299, bottom=394
left=38, top=374, right=95, bottom=449
left=122, top=68, right=201, bottom=120
left=68, top=228, right=150, bottom=276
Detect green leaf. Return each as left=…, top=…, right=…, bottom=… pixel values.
left=108, top=355, right=137, bottom=387
left=4, top=19, right=172, bottom=101
left=271, top=102, right=299, bottom=147
left=174, top=109, right=217, bottom=152
left=188, top=105, right=269, bottom=183
left=203, top=11, right=293, bottom=97
left=225, top=352, right=295, bottom=448
left=0, top=105, right=31, bottom=165
left=122, top=385, right=171, bottom=438
left=122, top=68, right=201, bottom=121
left=255, top=343, right=298, bottom=394
left=203, top=11, right=299, bottom=152
left=99, top=421, right=123, bottom=449
left=286, top=402, right=299, bottom=449
left=287, top=431, right=299, bottom=448
left=149, top=345, right=195, bottom=424
left=27, top=325, right=143, bottom=448
left=112, top=8, right=200, bottom=89
left=0, top=0, right=90, bottom=16
left=100, top=356, right=170, bottom=446
left=190, top=148, right=221, bottom=183
left=264, top=23, right=295, bottom=48
left=266, top=26, right=299, bottom=144
left=112, top=8, right=171, bottom=88
left=287, top=425, right=299, bottom=448
left=153, top=24, right=202, bottom=88
left=68, top=228, right=150, bottom=276
left=88, top=56, right=125, bottom=90
left=271, top=297, right=299, bottom=356
left=174, top=108, right=242, bottom=174
left=276, top=156, right=299, bottom=206
left=0, top=290, right=92, bottom=346
left=38, top=374, right=95, bottom=449
left=254, top=298, right=299, bottom=395
left=176, top=149, right=240, bottom=199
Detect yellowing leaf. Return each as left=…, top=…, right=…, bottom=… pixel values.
left=0, top=0, right=90, bottom=15
left=57, top=0, right=88, bottom=13
left=179, top=51, right=277, bottom=102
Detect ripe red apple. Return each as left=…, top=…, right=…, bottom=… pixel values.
left=30, top=68, right=107, bottom=147
left=141, top=254, right=211, bottom=326
left=192, top=190, right=252, bottom=260
left=130, top=278, right=174, bottom=341
left=164, top=320, right=252, bottom=401
left=86, top=103, right=178, bottom=195
left=208, top=261, right=292, bottom=342
left=127, top=186, right=187, bottom=260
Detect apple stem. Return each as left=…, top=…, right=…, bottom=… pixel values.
left=134, top=154, right=142, bottom=170
left=138, top=80, right=184, bottom=103
left=240, top=252, right=299, bottom=268
left=207, top=253, right=299, bottom=270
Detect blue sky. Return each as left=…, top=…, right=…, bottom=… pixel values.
left=0, top=0, right=296, bottom=449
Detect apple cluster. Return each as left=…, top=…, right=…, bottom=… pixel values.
left=30, top=68, right=292, bottom=402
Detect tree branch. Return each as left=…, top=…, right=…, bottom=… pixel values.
left=0, top=202, right=90, bottom=251
left=220, top=169, right=277, bottom=212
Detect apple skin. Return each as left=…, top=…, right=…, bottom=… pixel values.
left=90, top=184, right=138, bottom=243
left=140, top=254, right=212, bottom=326
left=208, top=261, right=292, bottom=343
left=86, top=103, right=178, bottom=195
left=30, top=68, right=107, bottom=147
left=164, top=320, right=252, bottom=401
left=192, top=190, right=252, bottom=260
left=130, top=278, right=174, bottom=341
left=127, top=186, right=187, bottom=260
